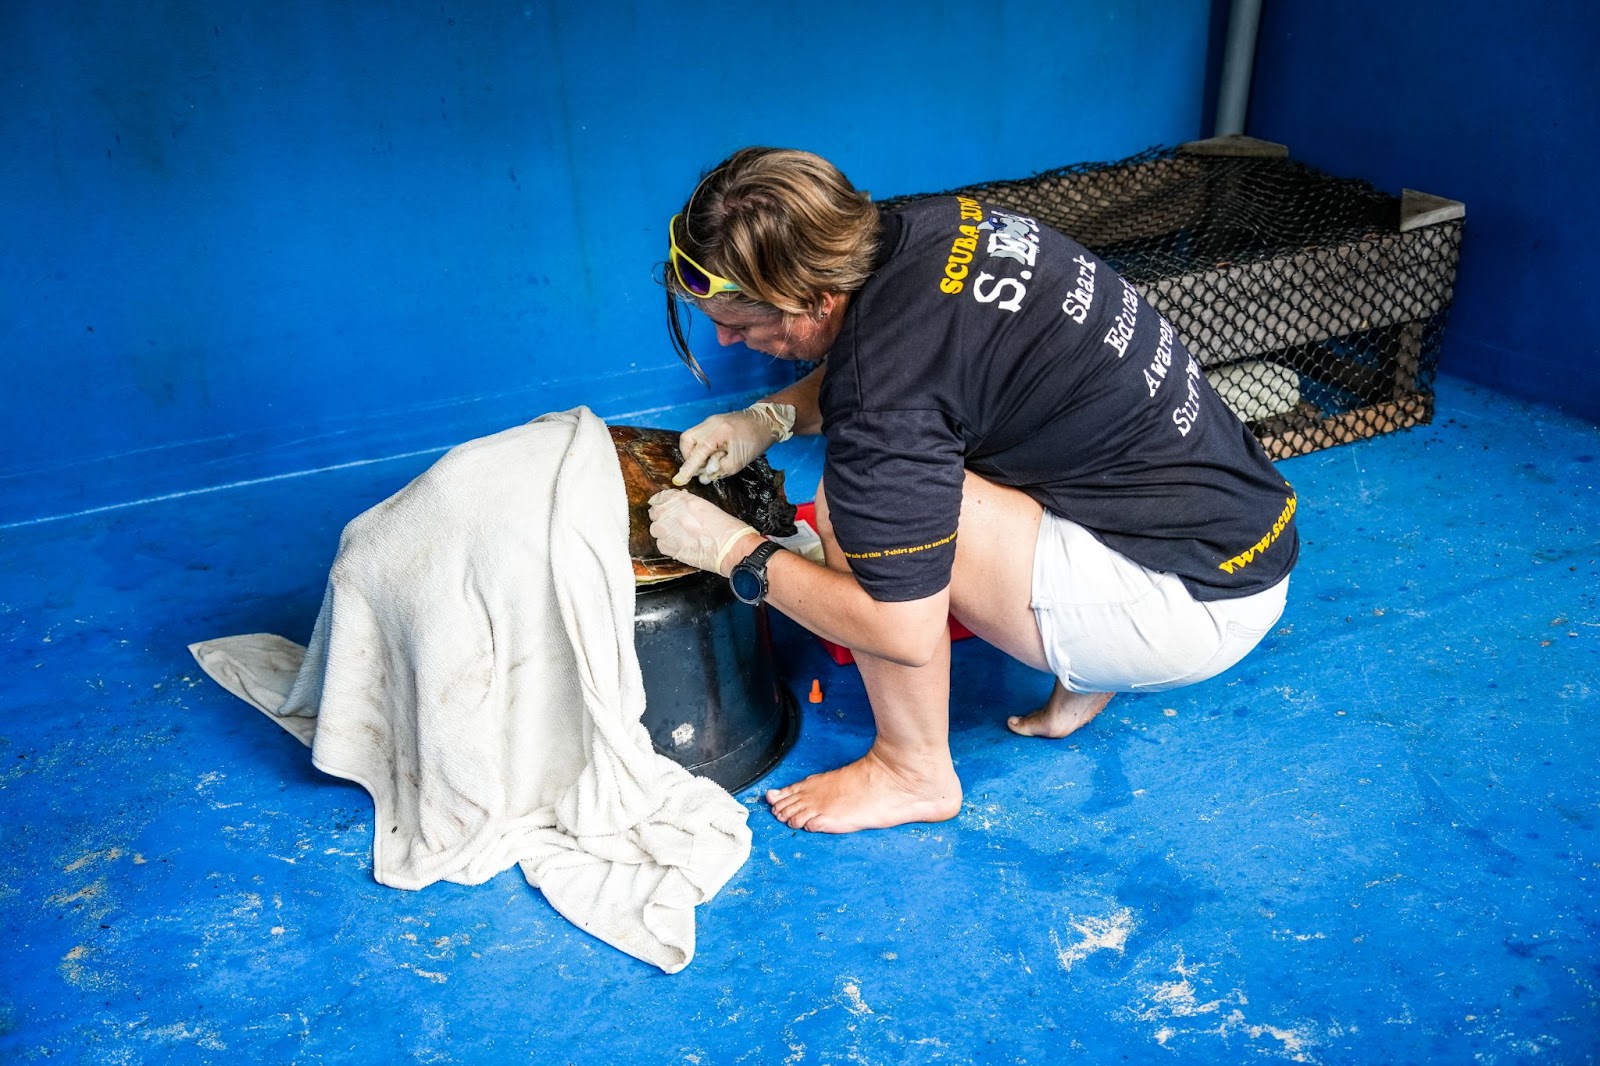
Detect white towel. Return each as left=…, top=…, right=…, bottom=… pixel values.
left=190, top=406, right=751, bottom=973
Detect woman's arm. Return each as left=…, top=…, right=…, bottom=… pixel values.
left=766, top=546, right=950, bottom=667
left=762, top=363, right=826, bottom=436
left=719, top=526, right=950, bottom=668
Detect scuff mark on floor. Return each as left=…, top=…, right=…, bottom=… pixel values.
left=59, top=943, right=119, bottom=992
left=840, top=979, right=873, bottom=1016
left=63, top=847, right=122, bottom=873
left=1133, top=952, right=1319, bottom=1062
left=48, top=878, right=106, bottom=909
left=1049, top=907, right=1135, bottom=971
left=138, top=1020, right=229, bottom=1052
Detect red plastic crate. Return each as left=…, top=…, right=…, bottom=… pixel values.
left=793, top=502, right=976, bottom=666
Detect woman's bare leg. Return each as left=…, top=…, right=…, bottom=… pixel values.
left=765, top=632, right=963, bottom=833
left=764, top=471, right=1113, bottom=832
left=765, top=485, right=961, bottom=833
left=943, top=472, right=1115, bottom=738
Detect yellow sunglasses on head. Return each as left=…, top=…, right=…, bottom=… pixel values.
left=668, top=213, right=742, bottom=298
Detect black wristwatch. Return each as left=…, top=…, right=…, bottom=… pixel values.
left=729, top=541, right=782, bottom=605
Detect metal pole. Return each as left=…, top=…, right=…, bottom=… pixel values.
left=1214, top=0, right=1264, bottom=137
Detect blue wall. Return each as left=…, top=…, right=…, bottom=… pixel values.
left=1246, top=1, right=1600, bottom=423
left=1, top=1, right=1212, bottom=524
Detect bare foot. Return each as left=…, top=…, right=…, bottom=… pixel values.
left=1007, top=682, right=1113, bottom=739
left=765, top=745, right=962, bottom=833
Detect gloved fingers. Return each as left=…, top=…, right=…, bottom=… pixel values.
left=647, top=487, right=691, bottom=528
left=697, top=453, right=724, bottom=484
left=672, top=407, right=782, bottom=486
left=673, top=435, right=725, bottom=486
left=647, top=489, right=690, bottom=559
left=648, top=489, right=757, bottom=573
left=673, top=415, right=734, bottom=485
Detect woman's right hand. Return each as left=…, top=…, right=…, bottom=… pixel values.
left=672, top=402, right=796, bottom=485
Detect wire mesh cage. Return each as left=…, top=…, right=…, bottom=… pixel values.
left=874, top=137, right=1465, bottom=459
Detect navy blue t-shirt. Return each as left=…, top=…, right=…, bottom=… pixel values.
left=819, top=195, right=1299, bottom=603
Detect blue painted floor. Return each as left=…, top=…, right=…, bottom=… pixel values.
left=3, top=375, right=1597, bottom=1064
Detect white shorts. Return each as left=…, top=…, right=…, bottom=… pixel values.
left=1030, top=511, right=1289, bottom=694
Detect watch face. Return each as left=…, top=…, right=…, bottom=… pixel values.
left=730, top=565, right=764, bottom=604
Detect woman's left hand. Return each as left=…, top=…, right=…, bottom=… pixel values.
left=647, top=489, right=763, bottom=576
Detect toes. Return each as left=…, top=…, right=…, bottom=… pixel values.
left=1007, top=712, right=1043, bottom=737
left=801, top=813, right=843, bottom=834
left=767, top=785, right=811, bottom=826
left=774, top=800, right=815, bottom=830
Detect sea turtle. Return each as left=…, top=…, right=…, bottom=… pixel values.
left=609, top=425, right=798, bottom=585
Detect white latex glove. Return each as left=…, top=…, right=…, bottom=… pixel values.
left=648, top=489, right=764, bottom=576
left=672, top=402, right=797, bottom=486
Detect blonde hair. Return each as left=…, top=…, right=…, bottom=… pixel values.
left=674, top=147, right=880, bottom=315
left=665, top=148, right=880, bottom=381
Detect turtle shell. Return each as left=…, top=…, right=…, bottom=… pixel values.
left=609, top=425, right=799, bottom=584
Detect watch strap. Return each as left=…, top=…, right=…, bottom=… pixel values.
left=730, top=540, right=782, bottom=604
left=737, top=540, right=781, bottom=572
left=736, top=541, right=780, bottom=582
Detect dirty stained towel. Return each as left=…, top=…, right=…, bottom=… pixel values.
left=189, top=406, right=751, bottom=973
